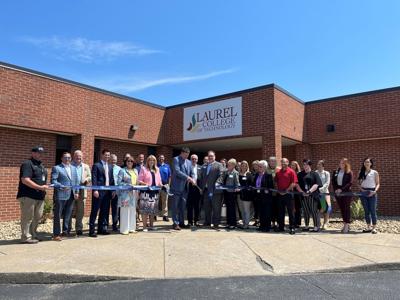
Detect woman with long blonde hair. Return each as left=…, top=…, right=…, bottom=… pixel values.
left=138, top=155, right=163, bottom=231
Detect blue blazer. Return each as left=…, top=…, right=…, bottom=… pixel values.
left=92, top=161, right=115, bottom=194
left=51, top=164, right=79, bottom=201
left=170, top=155, right=194, bottom=195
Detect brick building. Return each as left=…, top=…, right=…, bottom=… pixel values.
left=1, top=61, right=399, bottom=221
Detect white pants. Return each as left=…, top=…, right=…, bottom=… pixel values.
left=120, top=206, right=136, bottom=233
left=238, top=200, right=252, bottom=226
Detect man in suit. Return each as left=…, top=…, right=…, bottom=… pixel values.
left=187, top=154, right=202, bottom=226
left=70, top=150, right=91, bottom=236
left=51, top=152, right=79, bottom=241
left=199, top=150, right=224, bottom=229
left=170, top=147, right=195, bottom=230
left=89, top=149, right=115, bottom=237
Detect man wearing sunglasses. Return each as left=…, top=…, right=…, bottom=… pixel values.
left=51, top=152, right=79, bottom=241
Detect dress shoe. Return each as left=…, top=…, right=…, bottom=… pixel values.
left=52, top=235, right=62, bottom=241
left=154, top=216, right=157, bottom=221
left=179, top=223, right=189, bottom=229
left=173, top=224, right=181, bottom=231
left=89, top=232, right=97, bottom=238
left=76, top=230, right=83, bottom=236
left=21, top=239, right=39, bottom=244
left=163, top=216, right=169, bottom=222
left=99, top=231, right=110, bottom=235
left=289, top=228, right=296, bottom=235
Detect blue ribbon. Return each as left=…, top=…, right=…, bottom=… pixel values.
left=50, top=184, right=161, bottom=191
left=215, top=185, right=365, bottom=197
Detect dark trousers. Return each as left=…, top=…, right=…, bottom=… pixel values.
left=293, top=194, right=302, bottom=226
left=278, top=194, right=295, bottom=230
left=252, top=192, right=260, bottom=220
left=53, top=194, right=74, bottom=236
left=271, top=194, right=279, bottom=224
left=337, top=196, right=352, bottom=224
left=258, top=192, right=273, bottom=231
left=89, top=191, right=112, bottom=233
left=203, top=190, right=223, bottom=226
left=224, top=191, right=237, bottom=227
left=110, top=196, right=119, bottom=230
left=187, top=184, right=201, bottom=224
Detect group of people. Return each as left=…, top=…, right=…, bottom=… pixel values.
left=16, top=146, right=380, bottom=244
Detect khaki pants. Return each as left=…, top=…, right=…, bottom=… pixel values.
left=70, top=195, right=86, bottom=232
left=159, top=190, right=169, bottom=217
left=18, top=197, right=44, bottom=241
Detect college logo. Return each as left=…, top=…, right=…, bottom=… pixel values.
left=186, top=113, right=201, bottom=133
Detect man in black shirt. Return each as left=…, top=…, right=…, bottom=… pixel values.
left=16, top=146, right=49, bottom=244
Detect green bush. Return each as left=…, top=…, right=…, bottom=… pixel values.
left=351, top=198, right=365, bottom=220
left=41, top=197, right=53, bottom=223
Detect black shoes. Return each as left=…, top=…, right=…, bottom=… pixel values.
left=163, top=216, right=169, bottom=222
left=289, top=228, right=295, bottom=235
left=76, top=230, right=83, bottom=236
left=89, top=232, right=97, bottom=238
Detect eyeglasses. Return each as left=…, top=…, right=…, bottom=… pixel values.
left=127, top=160, right=134, bottom=163
left=64, top=157, right=71, bottom=160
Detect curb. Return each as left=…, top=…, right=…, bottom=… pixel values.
left=1, top=263, right=400, bottom=284
left=0, top=273, right=139, bottom=285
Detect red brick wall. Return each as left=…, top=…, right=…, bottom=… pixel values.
left=305, top=90, right=400, bottom=143
left=0, top=66, right=166, bottom=145
left=0, top=127, right=56, bottom=221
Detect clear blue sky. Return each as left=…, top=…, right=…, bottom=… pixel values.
left=1, top=0, right=400, bottom=106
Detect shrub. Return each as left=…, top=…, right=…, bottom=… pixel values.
left=40, top=197, right=53, bottom=223
left=351, top=198, right=365, bottom=220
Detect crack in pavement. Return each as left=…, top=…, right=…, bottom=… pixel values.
left=311, top=236, right=377, bottom=264
left=298, top=275, right=337, bottom=299
left=0, top=251, right=7, bottom=256
left=238, top=237, right=274, bottom=273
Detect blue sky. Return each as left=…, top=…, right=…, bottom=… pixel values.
left=1, top=0, right=400, bottom=106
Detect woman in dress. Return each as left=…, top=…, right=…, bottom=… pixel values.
left=358, top=158, right=380, bottom=234
left=117, top=157, right=138, bottom=234
left=138, top=155, right=162, bottom=231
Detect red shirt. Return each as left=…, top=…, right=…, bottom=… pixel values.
left=275, top=167, right=298, bottom=191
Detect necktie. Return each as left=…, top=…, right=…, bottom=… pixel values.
left=104, top=163, right=109, bottom=186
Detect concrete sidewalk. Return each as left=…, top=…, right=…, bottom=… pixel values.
left=0, top=223, right=399, bottom=282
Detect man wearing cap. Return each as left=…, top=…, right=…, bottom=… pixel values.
left=16, top=146, right=49, bottom=244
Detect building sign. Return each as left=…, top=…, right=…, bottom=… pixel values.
left=183, top=97, right=242, bottom=141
